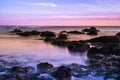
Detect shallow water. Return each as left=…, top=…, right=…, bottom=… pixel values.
left=0, top=34, right=87, bottom=68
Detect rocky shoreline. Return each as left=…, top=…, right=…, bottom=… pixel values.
left=0, top=27, right=120, bottom=80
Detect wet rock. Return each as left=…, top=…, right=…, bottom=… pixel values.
left=0, top=64, right=7, bottom=71
left=30, top=30, right=41, bottom=35
left=88, top=27, right=98, bottom=35
left=37, top=62, right=54, bottom=73
left=67, top=31, right=85, bottom=34
left=82, top=27, right=99, bottom=35
left=88, top=36, right=120, bottom=43
left=67, top=41, right=90, bottom=52
left=44, top=37, right=55, bottom=42
left=57, top=34, right=68, bottom=40
left=52, top=66, right=71, bottom=80
left=38, top=74, right=55, bottom=80
left=17, top=31, right=31, bottom=37
left=11, top=66, right=24, bottom=73
left=0, top=74, right=26, bottom=80
left=23, top=66, right=34, bottom=73
left=116, top=32, right=120, bottom=37
left=59, top=30, right=67, bottom=34
left=10, top=29, right=23, bottom=33
left=40, top=31, right=56, bottom=37
left=11, top=66, right=34, bottom=73
left=51, top=39, right=68, bottom=47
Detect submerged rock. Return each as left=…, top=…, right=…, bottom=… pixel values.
left=38, top=74, right=55, bottom=80
left=37, top=62, right=54, bottom=73
left=11, top=66, right=34, bottom=73
left=52, top=66, right=71, bottom=80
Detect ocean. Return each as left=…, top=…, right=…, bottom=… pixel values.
left=0, top=26, right=120, bottom=80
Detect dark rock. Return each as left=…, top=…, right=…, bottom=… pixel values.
left=87, top=27, right=98, bottom=35
left=40, top=31, right=56, bottom=37
left=37, top=62, right=54, bottom=73
left=59, top=30, right=67, bottom=34
left=44, top=37, right=55, bottom=42
left=10, top=29, right=23, bottom=33
left=11, top=66, right=34, bottom=73
left=82, top=27, right=99, bottom=35
left=87, top=43, right=120, bottom=58
left=51, top=39, right=68, bottom=47
left=67, top=41, right=90, bottom=52
left=116, top=32, right=120, bottom=37
left=88, top=36, right=120, bottom=43
left=17, top=31, right=31, bottom=37
left=67, top=31, right=85, bottom=34
left=30, top=30, right=40, bottom=35
left=23, top=66, right=34, bottom=73
left=52, top=66, right=71, bottom=79
left=11, top=66, right=24, bottom=73
left=57, top=34, right=68, bottom=40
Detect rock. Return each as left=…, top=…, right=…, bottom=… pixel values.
left=11, top=66, right=24, bottom=73
left=38, top=74, right=55, bottom=80
left=57, top=34, right=68, bottom=40
left=52, top=66, right=71, bottom=80
left=23, top=66, right=34, bottom=73
left=30, top=30, right=40, bottom=35
left=51, top=39, right=68, bottom=47
left=59, top=30, right=67, bottom=34
left=67, top=31, right=85, bottom=34
left=44, top=37, right=55, bottom=42
left=82, top=27, right=99, bottom=35
left=40, top=31, right=56, bottom=37
left=17, top=31, right=31, bottom=37
left=37, top=62, right=54, bottom=73
left=67, top=41, right=90, bottom=52
left=116, top=32, right=120, bottom=37
left=10, top=29, right=23, bottom=33
left=87, top=27, right=98, bottom=35
left=87, top=43, right=120, bottom=58
left=11, top=66, right=34, bottom=73
left=88, top=36, right=120, bottom=43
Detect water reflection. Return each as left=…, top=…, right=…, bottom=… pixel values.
left=0, top=35, right=87, bottom=67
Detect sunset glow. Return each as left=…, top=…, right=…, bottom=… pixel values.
left=0, top=0, right=120, bottom=26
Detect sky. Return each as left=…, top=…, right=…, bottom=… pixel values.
left=0, top=0, right=120, bottom=26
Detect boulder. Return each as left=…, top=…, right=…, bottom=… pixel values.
left=67, top=31, right=85, bottom=34
left=82, top=27, right=99, bottom=35
left=17, top=31, right=31, bottom=37
left=51, top=39, right=68, bottom=47
left=30, top=30, right=40, bottom=35
left=37, top=62, right=54, bottom=73
left=67, top=41, right=90, bottom=52
left=116, top=32, right=120, bottom=37
left=10, top=29, right=23, bottom=33
left=87, top=27, right=98, bottom=35
left=40, top=31, right=56, bottom=37
left=52, top=66, right=71, bottom=79
left=11, top=66, right=34, bottom=73
left=57, top=34, right=68, bottom=40
left=88, top=36, right=120, bottom=43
